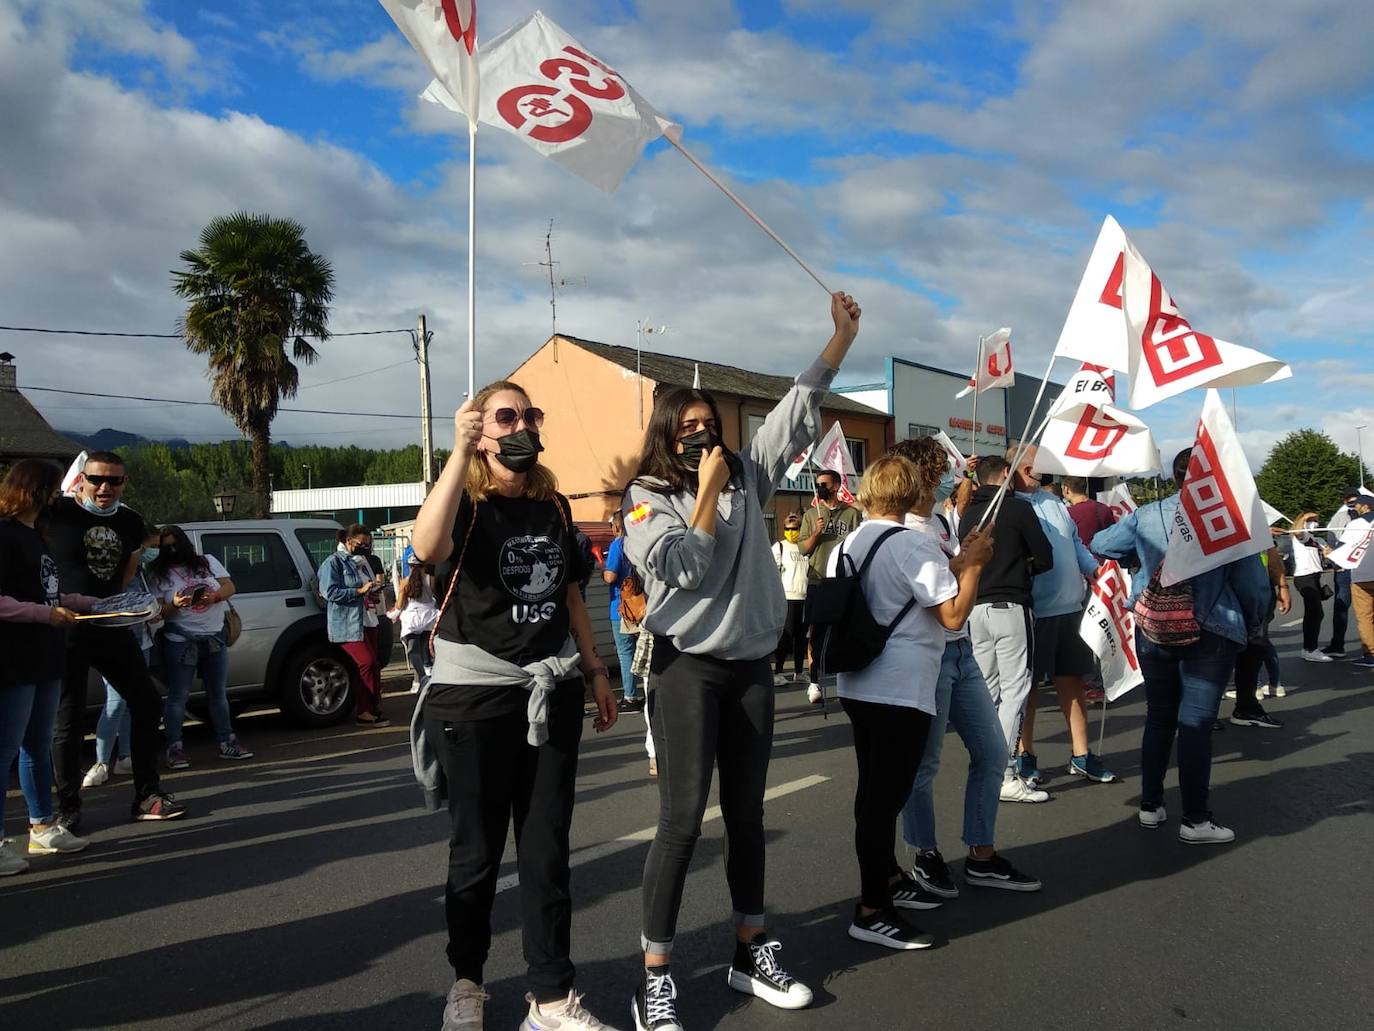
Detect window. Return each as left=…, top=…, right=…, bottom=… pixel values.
left=908, top=423, right=939, bottom=440
left=202, top=532, right=302, bottom=594
left=846, top=438, right=867, bottom=473
left=745, top=413, right=767, bottom=445
left=294, top=528, right=339, bottom=572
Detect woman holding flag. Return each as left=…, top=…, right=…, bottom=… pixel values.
left=621, top=292, right=861, bottom=1031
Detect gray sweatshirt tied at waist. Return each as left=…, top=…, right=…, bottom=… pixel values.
left=622, top=358, right=837, bottom=661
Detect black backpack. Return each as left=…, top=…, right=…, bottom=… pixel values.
left=805, top=526, right=917, bottom=676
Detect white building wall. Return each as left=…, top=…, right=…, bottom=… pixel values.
left=890, top=359, right=1009, bottom=454
left=270, top=482, right=428, bottom=515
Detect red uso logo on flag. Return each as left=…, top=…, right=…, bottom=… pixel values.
left=497, top=46, right=625, bottom=144
left=1181, top=428, right=1249, bottom=555
left=1065, top=406, right=1127, bottom=461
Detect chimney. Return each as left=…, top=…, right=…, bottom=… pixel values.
left=0, top=352, right=15, bottom=392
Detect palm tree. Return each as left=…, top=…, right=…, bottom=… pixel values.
left=173, top=212, right=334, bottom=512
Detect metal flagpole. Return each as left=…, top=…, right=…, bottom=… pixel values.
left=970, top=335, right=985, bottom=458
left=466, top=122, right=477, bottom=398
left=1097, top=695, right=1108, bottom=755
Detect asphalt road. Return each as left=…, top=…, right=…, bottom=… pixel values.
left=3, top=620, right=1372, bottom=1030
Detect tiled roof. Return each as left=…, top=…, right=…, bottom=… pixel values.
left=0, top=374, right=82, bottom=462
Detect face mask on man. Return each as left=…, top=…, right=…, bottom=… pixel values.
left=79, top=494, right=121, bottom=516
left=815, top=483, right=834, bottom=502
left=491, top=429, right=544, bottom=473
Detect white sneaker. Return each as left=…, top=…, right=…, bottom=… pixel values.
left=806, top=684, right=822, bottom=704
left=1272, top=683, right=1287, bottom=698
left=82, top=762, right=111, bottom=788
left=521, top=990, right=620, bottom=1030
left=1302, top=650, right=1333, bottom=663
left=1138, top=805, right=1167, bottom=829
left=113, top=757, right=133, bottom=776
left=28, top=823, right=90, bottom=855
left=0, top=839, right=30, bottom=876
left=1223, top=688, right=1237, bottom=699
left=999, top=776, right=1050, bottom=804
left=1257, top=684, right=1270, bottom=699
left=442, top=979, right=488, bottom=1031
left=1179, top=819, right=1235, bottom=845
left=410, top=678, right=421, bottom=694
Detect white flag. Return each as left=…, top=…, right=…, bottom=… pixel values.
left=1053, top=216, right=1291, bottom=409
left=1033, top=364, right=1160, bottom=477
left=435, top=10, right=680, bottom=192
left=1159, top=390, right=1271, bottom=587
left=1329, top=524, right=1373, bottom=572
left=813, top=421, right=858, bottom=504
left=692, top=362, right=701, bottom=389
left=932, top=431, right=968, bottom=477
left=1260, top=499, right=1288, bottom=526
left=60, top=451, right=88, bottom=496
left=382, top=0, right=480, bottom=123
left=955, top=328, right=1013, bottom=399
left=1097, top=483, right=1137, bottom=521
left=1079, top=561, right=1144, bottom=701
left=784, top=441, right=814, bottom=482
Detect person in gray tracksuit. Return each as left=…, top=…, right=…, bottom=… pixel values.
left=622, top=292, right=862, bottom=1031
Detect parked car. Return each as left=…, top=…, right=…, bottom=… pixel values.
left=86, top=518, right=394, bottom=728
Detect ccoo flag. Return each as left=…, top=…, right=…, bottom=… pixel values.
left=956, top=328, right=1013, bottom=399
left=1079, top=561, right=1144, bottom=701
left=382, top=0, right=480, bottom=123
left=1097, top=483, right=1137, bottom=521
left=1033, top=363, right=1160, bottom=477
left=427, top=10, right=681, bottom=191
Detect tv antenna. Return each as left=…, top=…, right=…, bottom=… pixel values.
left=522, top=220, right=585, bottom=339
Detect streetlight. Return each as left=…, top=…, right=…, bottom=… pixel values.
left=212, top=491, right=237, bottom=521
left=302, top=464, right=312, bottom=490
left=1357, top=425, right=1368, bottom=489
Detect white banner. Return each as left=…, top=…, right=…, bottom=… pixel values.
left=1329, top=524, right=1373, bottom=572
left=1260, top=499, right=1288, bottom=525
left=1097, top=482, right=1138, bottom=521
left=1159, top=390, right=1271, bottom=587
left=1033, top=364, right=1160, bottom=477
left=382, top=0, right=480, bottom=123
left=430, top=10, right=680, bottom=191
left=955, top=328, right=1013, bottom=398
left=932, top=430, right=968, bottom=477
left=1080, top=561, right=1144, bottom=701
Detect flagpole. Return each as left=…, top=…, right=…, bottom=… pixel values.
left=970, top=335, right=985, bottom=458
left=975, top=350, right=1062, bottom=532
left=467, top=122, right=477, bottom=399
left=666, top=135, right=832, bottom=296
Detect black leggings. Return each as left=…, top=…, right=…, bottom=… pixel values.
left=841, top=697, right=931, bottom=910
left=774, top=600, right=807, bottom=674
left=641, top=637, right=774, bottom=953
left=1294, top=573, right=1325, bottom=653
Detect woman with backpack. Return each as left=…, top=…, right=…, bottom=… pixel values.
left=828, top=453, right=991, bottom=951
left=319, top=524, right=389, bottom=727
left=621, top=291, right=861, bottom=1031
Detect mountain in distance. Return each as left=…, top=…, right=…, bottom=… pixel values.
left=61, top=428, right=196, bottom=451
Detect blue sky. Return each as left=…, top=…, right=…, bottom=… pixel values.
left=3, top=0, right=1373, bottom=466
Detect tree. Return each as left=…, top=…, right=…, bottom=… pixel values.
left=173, top=212, right=334, bottom=514
left=1255, top=429, right=1370, bottom=521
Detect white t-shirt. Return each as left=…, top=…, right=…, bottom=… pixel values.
left=771, top=540, right=810, bottom=601
left=905, top=511, right=968, bottom=642
left=351, top=553, right=381, bottom=627
left=155, top=555, right=230, bottom=640
left=1292, top=527, right=1325, bottom=578
left=828, top=520, right=958, bottom=714
left=1341, top=516, right=1374, bottom=583
left=398, top=575, right=439, bottom=637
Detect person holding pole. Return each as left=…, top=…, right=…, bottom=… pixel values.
left=799, top=469, right=861, bottom=703
left=622, top=292, right=862, bottom=1031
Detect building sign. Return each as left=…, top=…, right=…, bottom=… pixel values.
left=948, top=416, right=1007, bottom=437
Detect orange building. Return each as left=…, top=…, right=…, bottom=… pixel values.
left=505, top=335, right=892, bottom=540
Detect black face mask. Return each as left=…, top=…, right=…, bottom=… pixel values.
left=676, top=429, right=720, bottom=471
left=815, top=483, right=834, bottom=501
left=493, top=429, right=544, bottom=473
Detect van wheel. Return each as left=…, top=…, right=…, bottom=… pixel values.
left=280, top=642, right=355, bottom=728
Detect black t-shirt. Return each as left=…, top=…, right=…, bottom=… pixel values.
left=39, top=497, right=148, bottom=599
left=426, top=491, right=591, bottom=720
left=0, top=518, right=67, bottom=688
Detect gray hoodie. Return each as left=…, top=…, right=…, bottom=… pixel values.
left=622, top=359, right=836, bottom=660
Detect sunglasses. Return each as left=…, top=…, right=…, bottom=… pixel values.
left=85, top=475, right=126, bottom=487
left=490, top=407, right=545, bottom=429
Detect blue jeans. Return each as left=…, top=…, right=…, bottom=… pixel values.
left=0, top=678, right=63, bottom=833
left=1138, top=629, right=1241, bottom=823
left=162, top=636, right=234, bottom=745
left=610, top=618, right=639, bottom=701
left=1330, top=570, right=1351, bottom=650
left=902, top=639, right=1005, bottom=851
left=95, top=680, right=133, bottom=765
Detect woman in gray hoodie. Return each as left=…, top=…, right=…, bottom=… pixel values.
left=623, top=292, right=862, bottom=1031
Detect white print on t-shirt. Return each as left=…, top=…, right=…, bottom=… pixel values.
left=40, top=554, right=59, bottom=606
left=83, top=525, right=123, bottom=580
left=499, top=535, right=566, bottom=603
left=512, top=601, right=558, bottom=625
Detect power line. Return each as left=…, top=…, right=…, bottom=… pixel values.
left=24, top=385, right=424, bottom=420
left=298, top=358, right=415, bottom=391
left=0, top=324, right=413, bottom=339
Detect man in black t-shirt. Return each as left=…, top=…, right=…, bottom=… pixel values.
left=42, top=452, right=185, bottom=824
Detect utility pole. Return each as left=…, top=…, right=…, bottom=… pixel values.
left=417, top=313, right=435, bottom=490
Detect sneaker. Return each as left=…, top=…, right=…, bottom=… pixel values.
left=999, top=776, right=1050, bottom=803
left=1353, top=655, right=1374, bottom=669
left=442, top=978, right=488, bottom=1031
left=631, top=969, right=681, bottom=1031
left=806, top=684, right=822, bottom=704
left=356, top=713, right=391, bottom=727
left=617, top=697, right=644, bottom=713
left=727, top=934, right=812, bottom=1010
left=1257, top=683, right=1270, bottom=699
left=1302, top=650, right=1333, bottom=663
left=113, top=756, right=133, bottom=776
left=1271, top=683, right=1287, bottom=698
left=0, top=839, right=30, bottom=877
left=1223, top=688, right=1237, bottom=699
left=963, top=852, right=1041, bottom=891
left=911, top=849, right=959, bottom=899
left=55, top=810, right=82, bottom=834
left=27, top=823, right=90, bottom=855
left=409, top=678, right=422, bottom=694
left=131, top=792, right=187, bottom=822
left=773, top=673, right=790, bottom=687
left=647, top=758, right=658, bottom=778
left=82, top=762, right=111, bottom=788
left=1138, top=804, right=1168, bottom=829
left=521, top=990, right=619, bottom=1030
left=218, top=738, right=254, bottom=761
left=166, top=743, right=190, bottom=770
left=1322, top=646, right=1346, bottom=658
left=1179, top=818, right=1235, bottom=845
left=1015, top=751, right=1041, bottom=786
left=1230, top=710, right=1284, bottom=729
left=1068, top=752, right=1117, bottom=783
left=846, top=905, right=935, bottom=951
left=890, top=872, right=944, bottom=910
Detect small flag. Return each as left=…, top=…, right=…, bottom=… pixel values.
left=1079, top=561, right=1144, bottom=701
left=692, top=362, right=700, bottom=389
left=1033, top=364, right=1160, bottom=477
left=61, top=451, right=87, bottom=496
left=1329, top=528, right=1372, bottom=571
left=955, top=328, right=1013, bottom=399
left=812, top=422, right=858, bottom=504
left=1096, top=483, right=1138, bottom=521
left=1260, top=499, right=1288, bottom=526
left=932, top=431, right=968, bottom=477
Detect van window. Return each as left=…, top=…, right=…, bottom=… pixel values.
left=200, top=532, right=302, bottom=594
left=294, top=528, right=339, bottom=573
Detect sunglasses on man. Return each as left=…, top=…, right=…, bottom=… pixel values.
left=85, top=474, right=126, bottom=487
left=490, top=407, right=545, bottom=429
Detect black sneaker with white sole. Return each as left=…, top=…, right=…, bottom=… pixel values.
left=963, top=852, right=1041, bottom=891
left=632, top=968, right=682, bottom=1031
left=911, top=849, right=959, bottom=898
left=847, top=905, right=935, bottom=951
left=890, top=872, right=944, bottom=910
left=726, top=934, right=813, bottom=1010
left=1230, top=709, right=1284, bottom=729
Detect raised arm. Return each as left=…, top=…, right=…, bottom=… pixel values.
left=413, top=399, right=483, bottom=565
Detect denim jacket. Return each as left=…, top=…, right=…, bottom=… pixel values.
left=318, top=548, right=366, bottom=644
left=1090, top=495, right=1270, bottom=646
left=1021, top=491, right=1099, bottom=618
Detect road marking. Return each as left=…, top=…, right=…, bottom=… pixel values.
left=495, top=774, right=831, bottom=894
